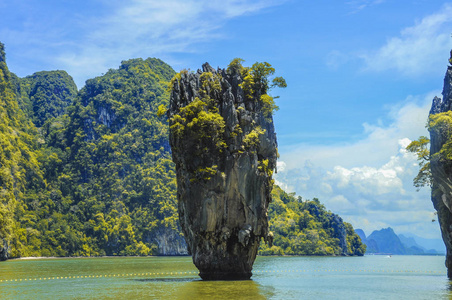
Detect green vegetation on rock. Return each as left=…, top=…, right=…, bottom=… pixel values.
left=406, top=135, right=431, bottom=190
left=260, top=186, right=366, bottom=256
left=407, top=55, right=452, bottom=277
left=230, top=59, right=286, bottom=120
left=1, top=51, right=184, bottom=258
left=20, top=70, right=77, bottom=127
left=405, top=111, right=452, bottom=190
left=0, top=42, right=45, bottom=259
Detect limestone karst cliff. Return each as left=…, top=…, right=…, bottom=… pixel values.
left=428, top=52, right=452, bottom=277
left=168, top=61, right=280, bottom=279
left=0, top=48, right=188, bottom=258
left=0, top=42, right=44, bottom=260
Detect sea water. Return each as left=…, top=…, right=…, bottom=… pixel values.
left=0, top=255, right=449, bottom=299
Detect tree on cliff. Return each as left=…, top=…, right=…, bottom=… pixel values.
left=229, top=59, right=286, bottom=119
left=407, top=111, right=452, bottom=190
left=406, top=135, right=431, bottom=190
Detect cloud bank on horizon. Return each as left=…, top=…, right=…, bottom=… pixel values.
left=276, top=94, right=437, bottom=238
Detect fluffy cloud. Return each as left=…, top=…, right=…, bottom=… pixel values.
left=280, top=92, right=436, bottom=170
left=55, top=0, right=285, bottom=87
left=360, top=3, right=452, bottom=76
left=275, top=94, right=441, bottom=238
left=1, top=0, right=284, bottom=88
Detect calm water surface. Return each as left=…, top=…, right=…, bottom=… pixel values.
left=0, top=255, right=450, bottom=299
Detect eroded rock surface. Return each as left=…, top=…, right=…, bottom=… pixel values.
left=168, top=63, right=277, bottom=280
left=429, top=64, right=452, bottom=278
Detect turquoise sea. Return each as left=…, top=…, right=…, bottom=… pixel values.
left=0, top=255, right=449, bottom=299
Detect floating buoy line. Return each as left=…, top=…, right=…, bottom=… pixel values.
left=0, top=271, right=198, bottom=283
left=0, top=269, right=446, bottom=283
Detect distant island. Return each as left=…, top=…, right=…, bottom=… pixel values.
left=356, top=227, right=445, bottom=255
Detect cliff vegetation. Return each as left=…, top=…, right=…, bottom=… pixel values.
left=407, top=51, right=452, bottom=277
left=260, top=186, right=366, bottom=256
left=0, top=43, right=364, bottom=260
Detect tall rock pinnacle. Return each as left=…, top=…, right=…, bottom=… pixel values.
left=429, top=53, right=452, bottom=278
left=167, top=62, right=279, bottom=280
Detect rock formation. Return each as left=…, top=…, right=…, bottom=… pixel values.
left=168, top=62, right=278, bottom=280
left=146, top=227, right=188, bottom=256
left=429, top=54, right=452, bottom=278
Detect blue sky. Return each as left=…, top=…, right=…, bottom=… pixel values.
left=1, top=0, right=452, bottom=239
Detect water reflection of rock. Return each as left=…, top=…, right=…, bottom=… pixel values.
left=173, top=279, right=272, bottom=300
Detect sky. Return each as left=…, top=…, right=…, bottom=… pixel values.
left=1, top=0, right=452, bottom=240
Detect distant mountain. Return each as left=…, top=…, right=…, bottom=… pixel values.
left=367, top=228, right=406, bottom=254
left=401, top=233, right=445, bottom=254
left=398, top=234, right=418, bottom=249
left=356, top=227, right=445, bottom=255
left=398, top=235, right=428, bottom=255
left=355, top=229, right=366, bottom=242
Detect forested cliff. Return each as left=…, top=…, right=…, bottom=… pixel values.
left=0, top=43, right=364, bottom=260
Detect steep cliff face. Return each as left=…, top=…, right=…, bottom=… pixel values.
left=147, top=227, right=188, bottom=255
left=0, top=42, right=44, bottom=260
left=328, top=214, right=348, bottom=254
left=62, top=58, right=187, bottom=256
left=429, top=64, right=452, bottom=278
left=168, top=62, right=278, bottom=279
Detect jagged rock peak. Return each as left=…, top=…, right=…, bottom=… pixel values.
left=430, top=66, right=452, bottom=114
left=168, top=62, right=278, bottom=280
left=202, top=62, right=216, bottom=74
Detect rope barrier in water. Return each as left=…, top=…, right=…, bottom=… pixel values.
left=0, top=269, right=447, bottom=283
left=0, top=271, right=200, bottom=283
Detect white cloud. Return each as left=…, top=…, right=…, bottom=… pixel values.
left=54, top=0, right=284, bottom=87
left=275, top=93, right=442, bottom=239
left=361, top=3, right=452, bottom=76
left=325, top=50, right=350, bottom=70
left=327, top=163, right=404, bottom=196
left=277, top=161, right=286, bottom=172
left=346, top=0, right=386, bottom=14
left=0, top=0, right=285, bottom=87
left=281, top=92, right=435, bottom=170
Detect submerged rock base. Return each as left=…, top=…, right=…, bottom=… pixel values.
left=168, top=63, right=278, bottom=280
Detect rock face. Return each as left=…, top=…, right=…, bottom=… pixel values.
left=146, top=227, right=188, bottom=255
left=429, top=63, right=452, bottom=278
left=168, top=63, right=277, bottom=280
left=0, top=240, right=10, bottom=261
left=329, top=214, right=348, bottom=255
